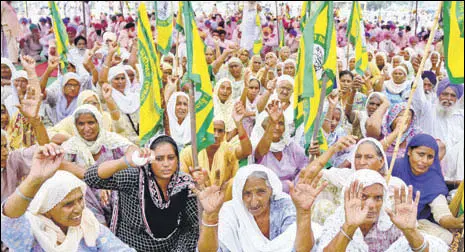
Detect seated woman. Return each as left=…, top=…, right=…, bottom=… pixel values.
left=1, top=144, right=135, bottom=251
left=252, top=100, right=307, bottom=193
left=196, top=164, right=327, bottom=252
left=84, top=135, right=199, bottom=251
left=62, top=104, right=133, bottom=225
left=392, top=134, right=464, bottom=245
left=48, top=88, right=122, bottom=144
left=309, top=135, right=406, bottom=225
left=166, top=92, right=191, bottom=152
left=180, top=103, right=252, bottom=201
left=282, top=59, right=296, bottom=77
left=240, top=73, right=261, bottom=136
left=383, top=65, right=411, bottom=105
left=317, top=169, right=448, bottom=251
left=347, top=92, right=388, bottom=139
left=248, top=55, right=263, bottom=76
left=1, top=57, right=15, bottom=104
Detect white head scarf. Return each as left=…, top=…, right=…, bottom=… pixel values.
left=167, top=92, right=191, bottom=148
left=384, top=66, right=409, bottom=94
left=424, top=51, right=441, bottom=71
left=61, top=104, right=132, bottom=167
left=56, top=72, right=82, bottom=123
left=359, top=92, right=386, bottom=137
left=5, top=70, right=29, bottom=116
left=1, top=58, right=16, bottom=77
left=213, top=78, right=237, bottom=132
left=26, top=171, right=100, bottom=252
left=218, top=164, right=296, bottom=252
left=403, top=48, right=416, bottom=61
left=348, top=138, right=388, bottom=175
left=108, top=65, right=140, bottom=114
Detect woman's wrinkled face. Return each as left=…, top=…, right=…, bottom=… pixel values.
left=252, top=57, right=262, bottom=72
left=126, top=70, right=135, bottom=84
left=283, top=63, right=295, bottom=76
left=280, top=48, right=291, bottom=61
left=150, top=142, right=178, bottom=181
left=83, top=95, right=100, bottom=110
left=354, top=142, right=385, bottom=172
left=376, top=55, right=385, bottom=68
left=265, top=53, right=277, bottom=68
left=402, top=50, right=410, bottom=61
left=360, top=184, right=384, bottom=225
left=349, top=58, right=356, bottom=70
left=276, top=65, right=283, bottom=77
left=163, top=56, right=174, bottom=66
left=1, top=105, right=9, bottom=131
left=268, top=114, right=285, bottom=142
left=340, top=74, right=353, bottom=92
left=213, top=120, right=226, bottom=145
left=205, top=48, right=215, bottom=64
left=111, top=73, right=127, bottom=93
left=423, top=78, right=434, bottom=94
left=408, top=146, right=435, bottom=176
left=239, top=50, right=249, bottom=64
left=14, top=77, right=28, bottom=94
left=392, top=58, right=402, bottom=68
left=392, top=68, right=406, bottom=84
left=391, top=109, right=413, bottom=132
left=366, top=96, right=382, bottom=117
left=76, top=113, right=99, bottom=141
left=1, top=135, right=8, bottom=168
left=242, top=177, right=272, bottom=217
left=1, top=64, right=12, bottom=79
left=218, top=81, right=232, bottom=103
left=330, top=109, right=342, bottom=133
left=277, top=81, right=293, bottom=102
left=63, top=79, right=81, bottom=98
left=175, top=95, right=188, bottom=123
left=247, top=80, right=260, bottom=100
left=45, top=188, right=85, bottom=231
left=228, top=63, right=242, bottom=79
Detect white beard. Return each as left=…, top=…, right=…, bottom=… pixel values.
left=436, top=101, right=457, bottom=118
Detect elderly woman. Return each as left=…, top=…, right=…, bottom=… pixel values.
left=216, top=57, right=245, bottom=100
left=252, top=100, right=307, bottom=193
left=279, top=46, right=291, bottom=62
left=213, top=78, right=238, bottom=139
left=257, top=52, right=278, bottom=86
left=1, top=144, right=135, bottom=251
left=238, top=48, right=250, bottom=67
left=62, top=104, right=133, bottom=225
left=196, top=164, right=327, bottom=252
left=248, top=55, right=263, bottom=75
left=84, top=135, right=199, bottom=251
left=317, top=169, right=448, bottom=251
left=4, top=70, right=29, bottom=117
left=240, top=72, right=261, bottom=136
left=283, top=59, right=296, bottom=77
left=384, top=65, right=411, bottom=105
left=48, top=88, right=122, bottom=144
left=338, top=71, right=367, bottom=112
left=392, top=134, right=464, bottom=245
left=167, top=92, right=191, bottom=152
left=1, top=58, right=15, bottom=104
left=346, top=92, right=388, bottom=139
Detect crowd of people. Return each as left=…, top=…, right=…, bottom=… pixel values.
left=1, top=1, right=464, bottom=251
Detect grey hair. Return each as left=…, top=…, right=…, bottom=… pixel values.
left=359, top=140, right=384, bottom=160
left=74, top=109, right=96, bottom=123
left=247, top=171, right=272, bottom=189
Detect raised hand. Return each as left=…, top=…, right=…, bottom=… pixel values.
left=191, top=169, right=225, bottom=215
left=108, top=42, right=118, bottom=56
left=385, top=186, right=420, bottom=232
left=123, top=145, right=152, bottom=167
left=29, top=143, right=65, bottom=182
left=308, top=141, right=321, bottom=157
left=265, top=100, right=283, bottom=123
left=100, top=189, right=112, bottom=206
left=289, top=171, right=328, bottom=212
left=188, top=166, right=211, bottom=189
left=344, top=180, right=369, bottom=228
left=21, top=55, right=36, bottom=72
left=353, top=75, right=363, bottom=89
left=232, top=101, right=246, bottom=123
left=101, top=83, right=113, bottom=101
left=333, top=135, right=358, bottom=152
left=16, top=86, right=42, bottom=120
left=266, top=78, right=277, bottom=91
left=327, top=90, right=339, bottom=106
left=48, top=56, right=60, bottom=71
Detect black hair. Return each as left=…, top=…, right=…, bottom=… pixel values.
left=339, top=70, right=354, bottom=80
left=124, top=22, right=135, bottom=29
left=218, top=30, right=226, bottom=36
left=149, top=135, right=179, bottom=160
left=74, top=35, right=87, bottom=46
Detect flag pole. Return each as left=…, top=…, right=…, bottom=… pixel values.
left=275, top=1, right=280, bottom=48
left=188, top=83, right=199, bottom=168
left=414, top=1, right=419, bottom=35
left=386, top=1, right=443, bottom=184
left=82, top=2, right=87, bottom=39
left=310, top=73, right=329, bottom=162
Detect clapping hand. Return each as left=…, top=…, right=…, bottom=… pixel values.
left=385, top=186, right=420, bottom=232
left=289, top=170, right=328, bottom=212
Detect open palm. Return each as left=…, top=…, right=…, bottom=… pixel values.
left=17, top=86, right=41, bottom=119
left=344, top=180, right=369, bottom=227
left=195, top=185, right=225, bottom=215
left=289, top=170, right=327, bottom=211
left=386, top=186, right=420, bottom=231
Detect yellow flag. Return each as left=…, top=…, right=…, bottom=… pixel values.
left=443, top=1, right=464, bottom=84
left=253, top=12, right=263, bottom=55
left=138, top=3, right=164, bottom=145
left=347, top=1, right=368, bottom=76
left=154, top=1, right=174, bottom=55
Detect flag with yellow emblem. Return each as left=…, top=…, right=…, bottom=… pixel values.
left=347, top=1, right=368, bottom=76
left=443, top=1, right=464, bottom=84
left=154, top=1, right=174, bottom=55
left=49, top=1, right=69, bottom=72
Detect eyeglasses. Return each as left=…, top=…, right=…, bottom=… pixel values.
left=64, top=83, right=80, bottom=89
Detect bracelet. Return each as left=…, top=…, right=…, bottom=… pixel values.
left=15, top=188, right=33, bottom=202
left=201, top=219, right=219, bottom=227
left=340, top=227, right=353, bottom=241
left=123, top=155, right=131, bottom=168
left=239, top=134, right=247, bottom=141
left=411, top=236, right=428, bottom=252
